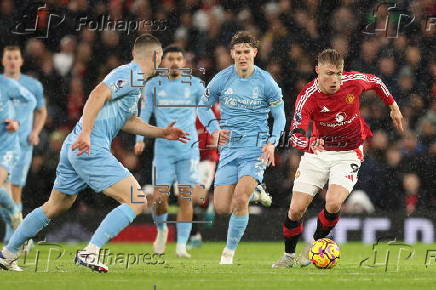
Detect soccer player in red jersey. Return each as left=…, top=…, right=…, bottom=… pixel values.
left=272, top=49, right=404, bottom=268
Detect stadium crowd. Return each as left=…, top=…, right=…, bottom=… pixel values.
left=0, top=0, right=434, bottom=214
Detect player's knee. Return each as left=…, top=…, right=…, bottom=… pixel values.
left=215, top=204, right=231, bottom=215
left=325, top=200, right=342, bottom=213
left=42, top=201, right=71, bottom=218
left=233, top=193, right=249, bottom=210
left=288, top=206, right=305, bottom=220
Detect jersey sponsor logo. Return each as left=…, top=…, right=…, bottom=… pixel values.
left=319, top=113, right=359, bottom=128
left=320, top=106, right=330, bottom=112
left=223, top=96, right=262, bottom=108
left=345, top=94, right=355, bottom=104
left=224, top=88, right=233, bottom=95
left=335, top=112, right=347, bottom=122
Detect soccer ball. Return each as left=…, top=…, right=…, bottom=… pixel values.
left=308, top=238, right=340, bottom=269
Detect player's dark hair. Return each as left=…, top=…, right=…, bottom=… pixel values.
left=317, top=49, right=344, bottom=67
left=230, top=31, right=259, bottom=49
left=163, top=46, right=185, bottom=58
left=133, top=33, right=161, bottom=49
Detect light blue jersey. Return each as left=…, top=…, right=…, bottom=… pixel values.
left=136, top=75, right=204, bottom=156
left=0, top=76, right=33, bottom=172
left=6, top=74, right=44, bottom=186
left=11, top=74, right=44, bottom=151
left=197, top=65, right=286, bottom=185
left=198, top=65, right=284, bottom=148
left=65, top=62, right=143, bottom=149
left=54, top=61, right=145, bottom=194
left=136, top=75, right=204, bottom=185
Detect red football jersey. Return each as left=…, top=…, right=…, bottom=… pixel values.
left=290, top=71, right=395, bottom=152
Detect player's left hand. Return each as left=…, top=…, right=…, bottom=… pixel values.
left=261, top=143, right=276, bottom=167
left=71, top=132, right=91, bottom=156
left=162, top=121, right=190, bottom=143
left=390, top=107, right=404, bottom=133
left=4, top=119, right=19, bottom=132
left=28, top=131, right=40, bottom=146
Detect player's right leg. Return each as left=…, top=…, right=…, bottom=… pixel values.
left=9, top=148, right=33, bottom=228
left=150, top=158, right=174, bottom=255
left=1, top=142, right=82, bottom=271
left=0, top=151, right=22, bottom=238
left=74, top=175, right=148, bottom=273
left=0, top=189, right=77, bottom=271
left=273, top=153, right=328, bottom=268
left=272, top=191, right=313, bottom=268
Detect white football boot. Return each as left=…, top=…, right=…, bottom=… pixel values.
left=0, top=248, right=23, bottom=271
left=153, top=227, right=168, bottom=254
left=251, top=184, right=272, bottom=207
left=219, top=247, right=235, bottom=265
left=74, top=250, right=108, bottom=273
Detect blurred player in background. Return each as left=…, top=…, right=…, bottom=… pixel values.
left=1, top=46, right=47, bottom=244
left=0, top=75, right=32, bottom=241
left=0, top=34, right=189, bottom=272
left=272, top=49, right=404, bottom=268
left=197, top=31, right=286, bottom=264
left=134, top=46, right=206, bottom=258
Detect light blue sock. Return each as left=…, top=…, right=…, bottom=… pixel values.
left=152, top=212, right=168, bottom=231
left=176, top=222, right=192, bottom=245
left=15, top=203, right=23, bottom=212
left=90, top=204, right=136, bottom=248
left=6, top=207, right=50, bottom=253
left=0, top=208, right=12, bottom=243
left=0, top=187, right=14, bottom=212
left=226, top=214, right=249, bottom=250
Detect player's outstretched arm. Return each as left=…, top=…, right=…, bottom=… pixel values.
left=123, top=117, right=190, bottom=142
left=71, top=83, right=111, bottom=155
left=389, top=101, right=404, bottom=133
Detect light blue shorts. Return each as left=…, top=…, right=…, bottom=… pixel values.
left=53, top=142, right=132, bottom=195
left=214, top=147, right=266, bottom=186
left=153, top=154, right=200, bottom=186
left=10, top=148, right=33, bottom=186
left=0, top=149, right=19, bottom=175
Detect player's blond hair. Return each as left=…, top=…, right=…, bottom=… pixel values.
left=317, top=49, right=344, bottom=67
left=3, top=45, right=22, bottom=55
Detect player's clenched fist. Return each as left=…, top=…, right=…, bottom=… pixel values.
left=71, top=132, right=91, bottom=156
left=162, top=121, right=190, bottom=143
left=309, top=137, right=325, bottom=154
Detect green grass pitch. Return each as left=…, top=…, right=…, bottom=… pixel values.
left=1, top=242, right=436, bottom=290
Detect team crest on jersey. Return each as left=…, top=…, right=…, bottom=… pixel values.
left=224, top=88, right=233, bottom=95
left=251, top=87, right=260, bottom=98
left=345, top=94, right=355, bottom=104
